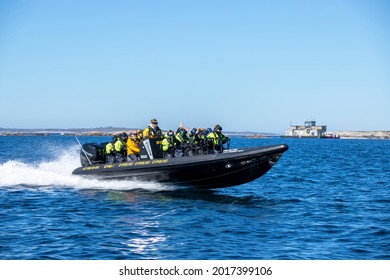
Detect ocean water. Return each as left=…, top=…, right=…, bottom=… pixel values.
left=0, top=136, right=389, bottom=260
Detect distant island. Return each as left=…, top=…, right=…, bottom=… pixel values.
left=331, top=130, right=390, bottom=140
left=0, top=127, right=389, bottom=139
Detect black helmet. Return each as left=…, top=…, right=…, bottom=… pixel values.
left=166, top=130, right=174, bottom=137
left=214, top=124, right=222, bottom=132
left=121, top=132, right=128, bottom=140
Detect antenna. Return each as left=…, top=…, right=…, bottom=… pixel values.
left=75, top=135, right=92, bottom=165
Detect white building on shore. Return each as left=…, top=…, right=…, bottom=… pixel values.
left=285, top=120, right=327, bottom=138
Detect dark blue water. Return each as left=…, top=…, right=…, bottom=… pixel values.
left=0, top=136, right=389, bottom=259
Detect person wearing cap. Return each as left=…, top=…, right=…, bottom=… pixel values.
left=143, top=118, right=162, bottom=139
left=126, top=131, right=140, bottom=161
left=207, top=124, right=230, bottom=153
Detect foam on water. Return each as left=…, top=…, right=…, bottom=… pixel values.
left=0, top=146, right=172, bottom=192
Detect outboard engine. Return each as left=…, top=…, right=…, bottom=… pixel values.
left=80, top=143, right=105, bottom=166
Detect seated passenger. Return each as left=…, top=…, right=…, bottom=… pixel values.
left=127, top=131, right=140, bottom=161
left=189, top=128, right=197, bottom=138
left=161, top=130, right=176, bottom=158
left=105, top=135, right=117, bottom=163
left=174, top=128, right=189, bottom=156
left=135, top=129, right=143, bottom=146
left=114, top=132, right=128, bottom=162
left=192, top=129, right=209, bottom=155
left=207, top=124, right=230, bottom=153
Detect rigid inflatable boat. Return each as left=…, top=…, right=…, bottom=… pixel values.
left=72, top=138, right=288, bottom=189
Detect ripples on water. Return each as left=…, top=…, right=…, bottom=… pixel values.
left=0, top=136, right=389, bottom=259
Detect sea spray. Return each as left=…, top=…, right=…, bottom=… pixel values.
left=0, top=145, right=172, bottom=191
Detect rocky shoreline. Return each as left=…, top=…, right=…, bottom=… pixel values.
left=0, top=128, right=389, bottom=139
left=245, top=131, right=389, bottom=139
left=332, top=131, right=390, bottom=140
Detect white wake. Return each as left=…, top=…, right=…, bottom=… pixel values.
left=0, top=146, right=171, bottom=191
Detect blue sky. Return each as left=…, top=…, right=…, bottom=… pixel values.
left=0, top=0, right=389, bottom=133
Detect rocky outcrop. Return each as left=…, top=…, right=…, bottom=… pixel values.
left=332, top=131, right=390, bottom=139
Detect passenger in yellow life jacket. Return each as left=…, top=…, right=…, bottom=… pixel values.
left=161, top=130, right=176, bottom=158
left=175, top=128, right=190, bottom=156
left=114, top=132, right=128, bottom=162
left=175, top=128, right=189, bottom=145
left=207, top=124, right=230, bottom=153
left=127, top=131, right=140, bottom=161
left=143, top=118, right=162, bottom=139
left=105, top=135, right=118, bottom=163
